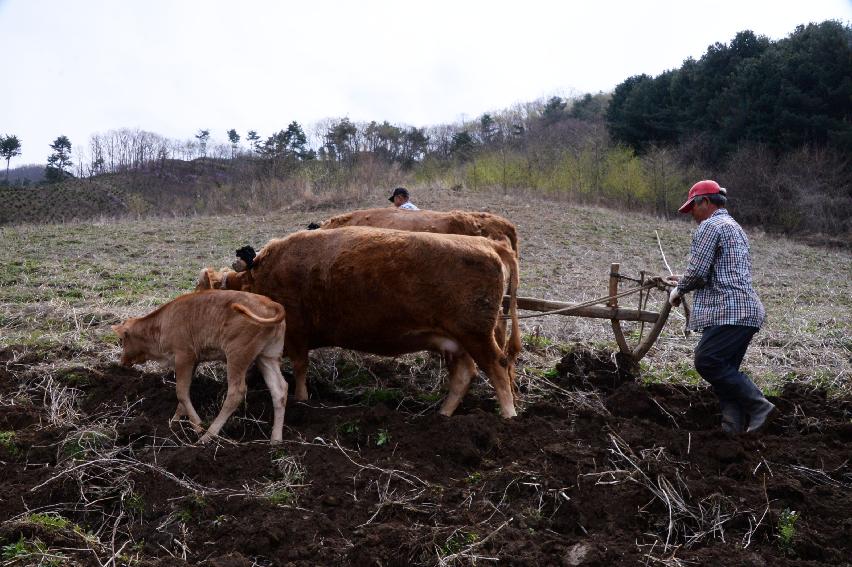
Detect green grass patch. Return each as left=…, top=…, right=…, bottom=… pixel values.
left=126, top=491, right=145, bottom=514
left=62, top=429, right=112, bottom=460
left=777, top=508, right=799, bottom=551
left=175, top=495, right=208, bottom=523
left=1, top=535, right=66, bottom=566
left=364, top=387, right=403, bottom=405
left=338, top=420, right=361, bottom=437
left=26, top=513, right=71, bottom=531
left=415, top=391, right=443, bottom=404
left=374, top=428, right=390, bottom=447
left=0, top=431, right=20, bottom=457
left=523, top=333, right=553, bottom=349
left=268, top=488, right=296, bottom=505
left=56, top=369, right=91, bottom=387
left=526, top=367, right=559, bottom=380
left=640, top=360, right=703, bottom=387
left=442, top=531, right=479, bottom=555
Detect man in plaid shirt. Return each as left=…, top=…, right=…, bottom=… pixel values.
left=669, top=180, right=776, bottom=434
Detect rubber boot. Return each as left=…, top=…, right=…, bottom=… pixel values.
left=720, top=401, right=745, bottom=434
left=745, top=398, right=776, bottom=433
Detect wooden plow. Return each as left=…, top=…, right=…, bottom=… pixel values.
left=504, top=263, right=677, bottom=364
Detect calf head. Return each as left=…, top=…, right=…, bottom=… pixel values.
left=111, top=319, right=152, bottom=367
left=195, top=267, right=251, bottom=291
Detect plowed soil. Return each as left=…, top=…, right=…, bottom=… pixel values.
left=1, top=346, right=850, bottom=566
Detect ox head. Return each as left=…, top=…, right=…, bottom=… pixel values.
left=234, top=245, right=256, bottom=271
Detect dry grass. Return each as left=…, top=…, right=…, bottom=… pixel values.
left=1, top=185, right=850, bottom=400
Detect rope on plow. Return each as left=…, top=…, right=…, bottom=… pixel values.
left=504, top=275, right=678, bottom=320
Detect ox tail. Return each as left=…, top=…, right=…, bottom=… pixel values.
left=505, top=224, right=519, bottom=258
left=499, top=223, right=518, bottom=316
left=503, top=253, right=523, bottom=401
left=231, top=301, right=285, bottom=326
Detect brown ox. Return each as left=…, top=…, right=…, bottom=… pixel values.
left=196, top=226, right=522, bottom=418
left=315, top=207, right=519, bottom=258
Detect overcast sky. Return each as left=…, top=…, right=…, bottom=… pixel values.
left=2, top=0, right=850, bottom=165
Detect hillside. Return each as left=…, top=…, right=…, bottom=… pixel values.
left=0, top=190, right=850, bottom=565
left=0, top=160, right=246, bottom=225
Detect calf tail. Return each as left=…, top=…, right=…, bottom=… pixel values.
left=503, top=254, right=523, bottom=400
left=231, top=301, right=285, bottom=326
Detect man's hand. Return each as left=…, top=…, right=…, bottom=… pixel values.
left=669, top=287, right=683, bottom=307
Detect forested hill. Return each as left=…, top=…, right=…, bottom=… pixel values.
left=606, top=21, right=851, bottom=161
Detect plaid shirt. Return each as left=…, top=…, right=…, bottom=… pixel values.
left=677, top=209, right=765, bottom=331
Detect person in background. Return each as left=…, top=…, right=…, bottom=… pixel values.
left=669, top=180, right=775, bottom=434
left=388, top=187, right=419, bottom=210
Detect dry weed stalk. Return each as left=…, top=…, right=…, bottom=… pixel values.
left=328, top=438, right=432, bottom=523
left=532, top=375, right=610, bottom=415
left=607, top=433, right=744, bottom=553
left=434, top=519, right=510, bottom=566
left=282, top=435, right=436, bottom=526
left=772, top=461, right=850, bottom=488
left=34, top=375, right=82, bottom=427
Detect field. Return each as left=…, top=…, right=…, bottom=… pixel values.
left=1, top=188, right=850, bottom=566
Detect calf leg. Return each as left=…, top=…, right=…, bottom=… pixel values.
left=171, top=352, right=204, bottom=433
left=200, top=356, right=251, bottom=443
left=439, top=352, right=477, bottom=417
left=256, top=355, right=288, bottom=444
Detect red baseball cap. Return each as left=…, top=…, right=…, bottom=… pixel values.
left=678, top=180, right=722, bottom=213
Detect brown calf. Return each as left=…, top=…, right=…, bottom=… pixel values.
left=111, top=290, right=288, bottom=444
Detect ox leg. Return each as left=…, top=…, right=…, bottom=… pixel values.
left=439, top=353, right=478, bottom=417
left=171, top=352, right=204, bottom=433
left=290, top=350, right=310, bottom=401
left=256, top=354, right=288, bottom=444
left=467, top=341, right=517, bottom=418
left=201, top=355, right=251, bottom=443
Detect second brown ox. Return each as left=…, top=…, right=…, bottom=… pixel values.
left=313, top=207, right=519, bottom=257
left=197, top=226, right=522, bottom=418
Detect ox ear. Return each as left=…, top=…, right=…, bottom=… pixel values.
left=197, top=268, right=213, bottom=290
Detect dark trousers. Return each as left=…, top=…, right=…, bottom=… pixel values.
left=694, top=325, right=764, bottom=428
